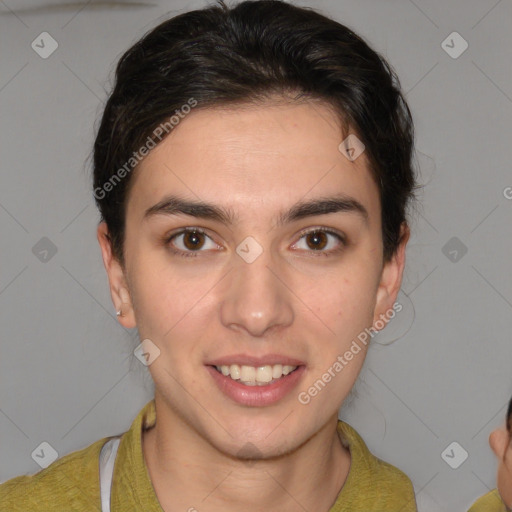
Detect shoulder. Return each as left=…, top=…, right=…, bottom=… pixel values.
left=335, top=420, right=416, bottom=511
left=0, top=435, right=112, bottom=512
left=468, top=489, right=508, bottom=512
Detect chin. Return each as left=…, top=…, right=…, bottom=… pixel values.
left=210, top=428, right=298, bottom=461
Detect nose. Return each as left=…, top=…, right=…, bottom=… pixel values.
left=219, top=246, right=294, bottom=338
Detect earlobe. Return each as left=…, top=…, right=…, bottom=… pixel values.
left=96, top=222, right=137, bottom=328
left=117, top=287, right=133, bottom=319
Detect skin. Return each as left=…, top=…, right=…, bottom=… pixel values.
left=489, top=424, right=512, bottom=508
left=97, top=97, right=409, bottom=511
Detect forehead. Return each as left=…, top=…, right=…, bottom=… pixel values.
left=126, top=99, right=380, bottom=225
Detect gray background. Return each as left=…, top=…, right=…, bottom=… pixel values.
left=1, top=0, right=511, bottom=510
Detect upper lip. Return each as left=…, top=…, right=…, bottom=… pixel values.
left=207, top=354, right=306, bottom=367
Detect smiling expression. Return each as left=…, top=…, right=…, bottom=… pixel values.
left=101, top=98, right=407, bottom=458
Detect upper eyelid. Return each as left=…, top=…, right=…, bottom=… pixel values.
left=295, top=226, right=345, bottom=241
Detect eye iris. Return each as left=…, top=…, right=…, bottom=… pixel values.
left=306, top=231, right=327, bottom=250
left=183, top=231, right=204, bottom=250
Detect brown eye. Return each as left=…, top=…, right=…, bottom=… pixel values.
left=305, top=231, right=328, bottom=250
left=182, top=230, right=205, bottom=250
left=292, top=228, right=346, bottom=256
left=166, top=228, right=220, bottom=258
left=165, top=227, right=222, bottom=257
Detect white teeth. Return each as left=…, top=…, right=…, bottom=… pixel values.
left=282, top=365, right=294, bottom=375
left=256, top=366, right=273, bottom=383
left=240, top=365, right=256, bottom=382
left=215, top=363, right=298, bottom=385
left=230, top=364, right=240, bottom=379
left=272, top=364, right=283, bottom=379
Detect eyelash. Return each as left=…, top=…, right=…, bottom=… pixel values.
left=164, top=226, right=346, bottom=258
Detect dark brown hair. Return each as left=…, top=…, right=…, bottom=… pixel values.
left=93, top=0, right=416, bottom=267
left=507, top=396, right=512, bottom=434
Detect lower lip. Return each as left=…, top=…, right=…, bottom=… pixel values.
left=206, top=365, right=306, bottom=407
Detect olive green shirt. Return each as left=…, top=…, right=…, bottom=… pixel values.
left=0, top=399, right=417, bottom=511
left=468, top=489, right=509, bottom=512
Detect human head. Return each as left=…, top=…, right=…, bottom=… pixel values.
left=489, top=396, right=512, bottom=508
left=94, top=0, right=415, bottom=460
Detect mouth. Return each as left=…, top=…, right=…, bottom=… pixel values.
left=205, top=357, right=306, bottom=407
left=213, top=363, right=300, bottom=386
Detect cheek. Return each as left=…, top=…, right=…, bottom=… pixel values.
left=329, top=276, right=378, bottom=329
left=129, top=261, right=203, bottom=342
left=301, top=273, right=377, bottom=378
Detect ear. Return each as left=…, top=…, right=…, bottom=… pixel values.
left=96, top=222, right=136, bottom=328
left=372, top=222, right=410, bottom=328
left=490, top=427, right=510, bottom=459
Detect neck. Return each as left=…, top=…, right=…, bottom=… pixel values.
left=142, top=399, right=351, bottom=512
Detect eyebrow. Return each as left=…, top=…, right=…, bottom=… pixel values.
left=143, top=194, right=369, bottom=227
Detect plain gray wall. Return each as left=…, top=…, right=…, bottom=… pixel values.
left=1, top=1, right=511, bottom=510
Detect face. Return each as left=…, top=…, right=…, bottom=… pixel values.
left=98, top=98, right=408, bottom=459
left=490, top=424, right=512, bottom=507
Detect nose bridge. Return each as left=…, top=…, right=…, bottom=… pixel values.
left=219, top=239, right=294, bottom=336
